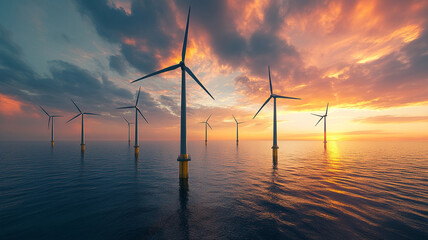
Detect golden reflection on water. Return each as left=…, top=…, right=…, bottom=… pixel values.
left=325, top=141, right=341, bottom=172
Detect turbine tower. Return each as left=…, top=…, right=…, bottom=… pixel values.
left=253, top=66, right=301, bottom=157
left=311, top=103, right=329, bottom=143
left=200, top=114, right=212, bottom=144
left=131, top=6, right=214, bottom=178
left=39, top=106, right=63, bottom=146
left=122, top=116, right=134, bottom=144
left=232, top=114, right=245, bottom=144
left=66, top=99, right=100, bottom=151
left=117, top=87, right=149, bottom=154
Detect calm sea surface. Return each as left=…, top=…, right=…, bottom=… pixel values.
left=0, top=141, right=427, bottom=240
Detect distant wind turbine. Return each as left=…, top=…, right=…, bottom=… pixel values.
left=66, top=99, right=100, bottom=151
left=117, top=87, right=149, bottom=154
left=200, top=114, right=212, bottom=144
left=122, top=116, right=134, bottom=144
left=311, top=103, right=329, bottom=143
left=131, top=5, right=214, bottom=164
left=253, top=66, right=301, bottom=152
left=39, top=106, right=63, bottom=146
left=232, top=114, right=245, bottom=144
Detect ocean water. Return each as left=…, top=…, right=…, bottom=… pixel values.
left=0, top=140, right=427, bottom=240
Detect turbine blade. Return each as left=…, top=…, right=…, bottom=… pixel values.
left=117, top=106, right=135, bottom=109
left=315, top=116, right=324, bottom=126
left=84, top=112, right=100, bottom=116
left=232, top=114, right=238, bottom=123
left=325, top=102, right=329, bottom=115
left=122, top=116, right=129, bottom=124
left=39, top=106, right=50, bottom=117
left=182, top=6, right=191, bottom=62
left=207, top=113, right=212, bottom=122
left=137, top=107, right=149, bottom=124
left=311, top=113, right=323, bottom=117
left=268, top=65, right=273, bottom=95
left=135, top=87, right=141, bottom=106
left=274, top=95, right=301, bottom=100
left=48, top=116, right=51, bottom=128
left=253, top=96, right=272, bottom=119
left=185, top=66, right=215, bottom=100
left=207, top=122, right=212, bottom=130
left=51, top=115, right=63, bottom=117
left=200, top=122, right=206, bottom=123
left=70, top=99, right=82, bottom=113
left=239, top=122, right=245, bottom=124
left=132, top=64, right=180, bottom=83
left=66, top=113, right=81, bottom=123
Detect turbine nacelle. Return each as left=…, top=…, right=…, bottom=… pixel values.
left=200, top=114, right=213, bottom=129
left=40, top=106, right=63, bottom=128
left=253, top=66, right=301, bottom=119
left=66, top=99, right=100, bottom=123
left=117, top=87, right=149, bottom=124
left=311, top=103, right=329, bottom=126
left=232, top=114, right=245, bottom=125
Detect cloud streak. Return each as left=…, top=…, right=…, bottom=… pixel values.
left=354, top=115, right=428, bottom=124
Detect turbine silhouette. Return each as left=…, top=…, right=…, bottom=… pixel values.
left=232, top=114, right=245, bottom=144
left=66, top=99, right=100, bottom=151
left=253, top=66, right=301, bottom=150
left=122, top=116, right=134, bottom=144
left=117, top=87, right=149, bottom=154
left=132, top=6, right=214, bottom=163
left=39, top=106, right=63, bottom=146
left=311, top=103, right=329, bottom=143
left=200, top=114, right=212, bottom=144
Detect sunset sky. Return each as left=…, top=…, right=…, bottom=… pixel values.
left=0, top=0, right=427, bottom=142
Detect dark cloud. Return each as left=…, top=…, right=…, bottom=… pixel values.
left=73, top=0, right=301, bottom=77
left=159, top=94, right=179, bottom=115
left=73, top=0, right=180, bottom=73
left=109, top=54, right=127, bottom=75
left=0, top=23, right=203, bottom=130
left=0, top=24, right=133, bottom=112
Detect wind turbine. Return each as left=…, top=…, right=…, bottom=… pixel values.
left=253, top=66, right=301, bottom=154
left=117, top=87, right=149, bottom=154
left=200, top=114, right=212, bottom=144
left=66, top=99, right=100, bottom=151
left=232, top=114, right=245, bottom=144
left=131, top=5, right=214, bottom=178
left=311, top=103, right=329, bottom=143
left=39, top=106, right=63, bottom=146
left=122, top=116, right=134, bottom=144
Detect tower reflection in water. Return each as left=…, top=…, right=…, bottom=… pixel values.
left=179, top=178, right=189, bottom=240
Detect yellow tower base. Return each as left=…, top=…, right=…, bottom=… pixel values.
left=179, top=161, right=189, bottom=178
left=135, top=146, right=139, bottom=154
left=51, top=141, right=54, bottom=147
left=272, top=146, right=278, bottom=160
left=81, top=144, right=85, bottom=151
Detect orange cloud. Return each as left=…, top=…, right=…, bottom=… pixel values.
left=0, top=94, right=24, bottom=116
left=108, top=0, right=131, bottom=15
left=122, top=36, right=136, bottom=46
left=354, top=115, right=428, bottom=124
